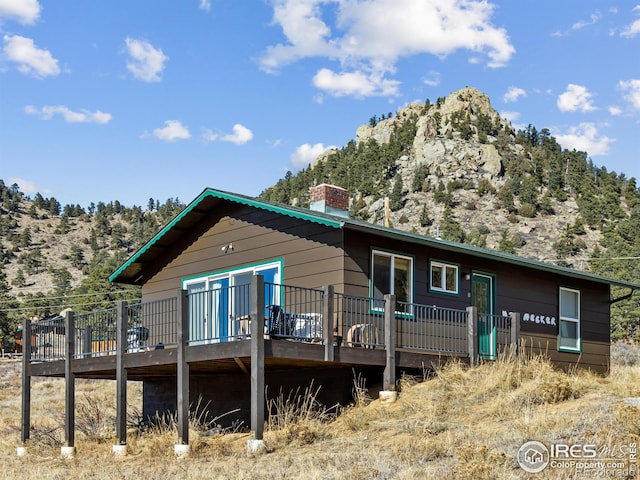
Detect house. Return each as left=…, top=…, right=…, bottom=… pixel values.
left=19, top=184, right=639, bottom=456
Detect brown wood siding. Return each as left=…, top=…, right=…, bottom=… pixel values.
left=343, top=229, right=611, bottom=362
left=521, top=333, right=609, bottom=374
left=142, top=205, right=345, bottom=300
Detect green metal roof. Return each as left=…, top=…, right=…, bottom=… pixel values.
left=110, top=187, right=640, bottom=291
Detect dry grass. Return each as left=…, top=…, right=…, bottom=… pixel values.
left=1, top=346, right=639, bottom=479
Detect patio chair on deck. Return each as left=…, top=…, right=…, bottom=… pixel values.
left=267, top=305, right=296, bottom=338
left=345, top=323, right=378, bottom=348
left=127, top=326, right=149, bottom=351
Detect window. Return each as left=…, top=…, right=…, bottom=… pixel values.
left=559, top=287, right=580, bottom=352
left=371, top=250, right=413, bottom=307
left=429, top=261, right=459, bottom=294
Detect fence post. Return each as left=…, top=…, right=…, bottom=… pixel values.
left=114, top=301, right=128, bottom=454
left=19, top=318, right=32, bottom=452
left=83, top=325, right=92, bottom=358
left=509, top=312, right=521, bottom=359
left=383, top=294, right=396, bottom=392
left=323, top=285, right=335, bottom=362
left=248, top=274, right=266, bottom=454
left=467, top=306, right=478, bottom=367
left=62, top=309, right=76, bottom=458
left=175, top=289, right=190, bottom=457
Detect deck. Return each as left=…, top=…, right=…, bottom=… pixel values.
left=20, top=275, right=519, bottom=454
left=27, top=338, right=469, bottom=380
left=24, top=279, right=516, bottom=373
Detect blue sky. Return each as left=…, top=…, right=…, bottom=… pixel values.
left=1, top=0, right=639, bottom=209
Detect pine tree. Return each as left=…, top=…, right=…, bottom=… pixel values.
left=0, top=268, right=18, bottom=348
left=440, top=205, right=465, bottom=243
left=419, top=205, right=431, bottom=227
left=389, top=175, right=404, bottom=211
left=11, top=268, right=25, bottom=287
left=498, top=230, right=515, bottom=254
left=52, top=267, right=72, bottom=297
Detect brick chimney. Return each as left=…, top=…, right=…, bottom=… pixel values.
left=309, top=184, right=349, bottom=218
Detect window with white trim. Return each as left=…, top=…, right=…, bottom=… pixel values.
left=429, top=261, right=459, bottom=294
left=559, top=287, right=580, bottom=352
left=371, top=250, right=413, bottom=306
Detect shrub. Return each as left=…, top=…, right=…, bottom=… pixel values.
left=477, top=178, right=496, bottom=196
left=611, top=342, right=640, bottom=366
left=518, top=203, right=536, bottom=218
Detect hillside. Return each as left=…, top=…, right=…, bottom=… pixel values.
left=0, top=189, right=185, bottom=344
left=0, top=88, right=639, bottom=344
left=1, top=346, right=638, bottom=479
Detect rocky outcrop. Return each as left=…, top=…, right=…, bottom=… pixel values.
left=310, top=87, right=602, bottom=267
left=356, top=117, right=403, bottom=146
left=355, top=87, right=508, bottom=188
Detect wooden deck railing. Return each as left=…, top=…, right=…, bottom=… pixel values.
left=23, top=276, right=520, bottom=363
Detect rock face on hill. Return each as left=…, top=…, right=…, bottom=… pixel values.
left=360, top=88, right=508, bottom=179
left=336, top=87, right=603, bottom=268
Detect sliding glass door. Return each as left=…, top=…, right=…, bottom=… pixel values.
left=184, top=260, right=282, bottom=344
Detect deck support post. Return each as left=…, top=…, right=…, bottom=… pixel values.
left=114, top=301, right=128, bottom=454
left=63, top=309, right=76, bottom=458
left=382, top=294, right=396, bottom=393
left=249, top=274, right=265, bottom=451
left=323, top=285, right=335, bottom=362
left=467, top=306, right=478, bottom=367
left=509, top=312, right=520, bottom=359
left=175, top=289, right=190, bottom=456
left=18, top=317, right=32, bottom=455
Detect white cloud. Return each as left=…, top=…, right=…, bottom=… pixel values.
left=201, top=128, right=219, bottom=143
left=125, top=37, right=168, bottom=82
left=500, top=111, right=524, bottom=131
left=571, top=12, right=601, bottom=31
left=221, top=124, right=253, bottom=145
left=500, top=110, right=520, bottom=123
left=7, top=177, right=49, bottom=196
left=554, top=123, right=613, bottom=156
left=503, top=86, right=526, bottom=103
left=422, top=70, right=440, bottom=87
left=621, top=19, right=640, bottom=37
left=200, top=124, right=254, bottom=145
left=608, top=105, right=622, bottom=116
left=151, top=120, right=191, bottom=142
left=312, top=68, right=399, bottom=98
left=199, top=0, right=211, bottom=12
left=291, top=143, right=336, bottom=169
left=260, top=0, right=514, bottom=98
left=24, top=105, right=112, bottom=124
left=3, top=34, right=59, bottom=77
left=553, top=11, right=602, bottom=36
left=557, top=84, right=596, bottom=112
left=0, top=0, right=41, bottom=25
left=619, top=79, right=640, bottom=110
left=621, top=6, right=640, bottom=37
